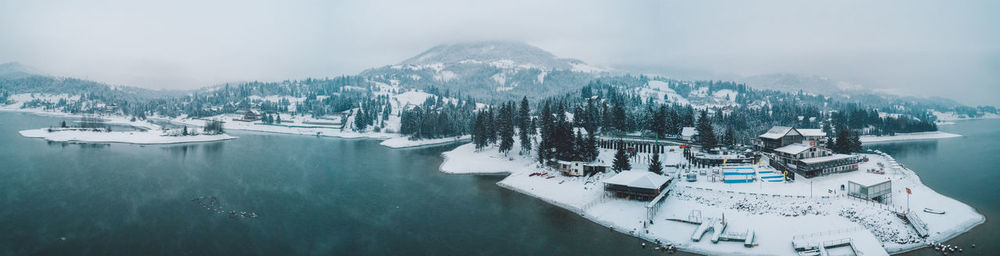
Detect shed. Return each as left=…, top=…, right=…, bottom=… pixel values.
left=847, top=177, right=892, bottom=205
left=681, top=127, right=698, bottom=142
left=604, top=171, right=672, bottom=201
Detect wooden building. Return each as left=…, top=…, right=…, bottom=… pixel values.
left=603, top=171, right=672, bottom=201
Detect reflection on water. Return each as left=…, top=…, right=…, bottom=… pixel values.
left=866, top=140, right=938, bottom=159
left=162, top=142, right=225, bottom=158
left=46, top=140, right=111, bottom=149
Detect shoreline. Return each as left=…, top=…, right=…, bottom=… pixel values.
left=2, top=107, right=464, bottom=149
left=438, top=141, right=985, bottom=256
left=18, top=128, right=237, bottom=145
left=860, top=131, right=961, bottom=144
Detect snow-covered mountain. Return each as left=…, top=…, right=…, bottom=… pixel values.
left=400, top=41, right=601, bottom=72
left=361, top=41, right=606, bottom=102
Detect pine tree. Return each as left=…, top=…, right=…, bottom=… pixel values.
left=848, top=131, right=863, bottom=153
left=499, top=102, right=515, bottom=154
left=834, top=125, right=851, bottom=154
left=651, top=105, right=667, bottom=138
left=538, top=102, right=553, bottom=163
left=473, top=110, right=489, bottom=150
left=612, top=146, right=630, bottom=173
left=485, top=108, right=497, bottom=144
left=585, top=133, right=599, bottom=162
left=518, top=97, right=531, bottom=154
left=649, top=151, right=663, bottom=175
left=723, top=126, right=736, bottom=146
left=583, top=99, right=599, bottom=134
left=572, top=130, right=585, bottom=161
left=696, top=110, right=717, bottom=148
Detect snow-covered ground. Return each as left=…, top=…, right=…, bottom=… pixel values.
left=3, top=98, right=237, bottom=145
left=932, top=110, right=1000, bottom=121
left=439, top=142, right=984, bottom=256
left=860, top=131, right=961, bottom=143
left=2, top=91, right=474, bottom=149
left=19, top=128, right=234, bottom=145
left=380, top=135, right=470, bottom=149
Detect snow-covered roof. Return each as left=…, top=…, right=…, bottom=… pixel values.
left=799, top=154, right=855, bottom=165
left=603, top=171, right=671, bottom=190
left=798, top=129, right=826, bottom=137
left=775, top=143, right=812, bottom=155
left=850, top=175, right=891, bottom=187
left=759, top=126, right=798, bottom=139
left=681, top=127, right=698, bottom=137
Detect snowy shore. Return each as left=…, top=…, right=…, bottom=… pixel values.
left=2, top=104, right=461, bottom=149
left=18, top=128, right=235, bottom=145
left=439, top=141, right=984, bottom=255
left=860, top=131, right=961, bottom=144
left=380, top=135, right=471, bottom=149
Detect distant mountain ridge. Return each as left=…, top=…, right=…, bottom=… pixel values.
left=401, top=41, right=591, bottom=71
left=0, top=41, right=988, bottom=111
left=361, top=41, right=605, bottom=102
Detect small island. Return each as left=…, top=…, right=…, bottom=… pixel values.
left=19, top=116, right=235, bottom=145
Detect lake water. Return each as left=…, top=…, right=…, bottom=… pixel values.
left=867, top=118, right=1000, bottom=255
left=0, top=112, right=667, bottom=255
left=3, top=111, right=995, bottom=256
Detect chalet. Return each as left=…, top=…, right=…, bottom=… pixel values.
left=236, top=110, right=261, bottom=122
left=771, top=143, right=857, bottom=178
left=754, top=126, right=803, bottom=152
left=604, top=171, right=672, bottom=201
left=798, top=128, right=828, bottom=148
left=756, top=126, right=858, bottom=178
left=774, top=144, right=831, bottom=164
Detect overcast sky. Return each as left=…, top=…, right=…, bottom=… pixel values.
left=1, top=0, right=998, bottom=105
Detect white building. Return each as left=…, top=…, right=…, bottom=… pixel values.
left=554, top=160, right=608, bottom=177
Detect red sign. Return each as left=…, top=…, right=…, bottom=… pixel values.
left=906, top=187, right=912, bottom=194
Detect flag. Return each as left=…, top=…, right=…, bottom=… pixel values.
left=906, top=187, right=912, bottom=194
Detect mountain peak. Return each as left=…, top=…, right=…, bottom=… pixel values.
left=400, top=41, right=587, bottom=71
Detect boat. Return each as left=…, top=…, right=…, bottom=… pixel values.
left=923, top=208, right=946, bottom=214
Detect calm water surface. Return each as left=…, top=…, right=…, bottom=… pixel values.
left=0, top=112, right=671, bottom=255
left=4, top=111, right=995, bottom=255
left=868, top=118, right=1000, bottom=255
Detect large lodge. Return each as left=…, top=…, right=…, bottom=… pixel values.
left=755, top=126, right=859, bottom=178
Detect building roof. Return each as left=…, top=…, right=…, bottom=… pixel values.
left=603, top=171, right=672, bottom=190
left=775, top=143, right=812, bottom=155
left=681, top=127, right=698, bottom=137
left=798, top=129, right=826, bottom=137
left=759, top=126, right=799, bottom=139
left=850, top=175, right=891, bottom=187
left=799, top=154, right=855, bottom=165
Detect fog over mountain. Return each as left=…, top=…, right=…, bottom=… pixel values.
left=0, top=0, right=997, bottom=105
